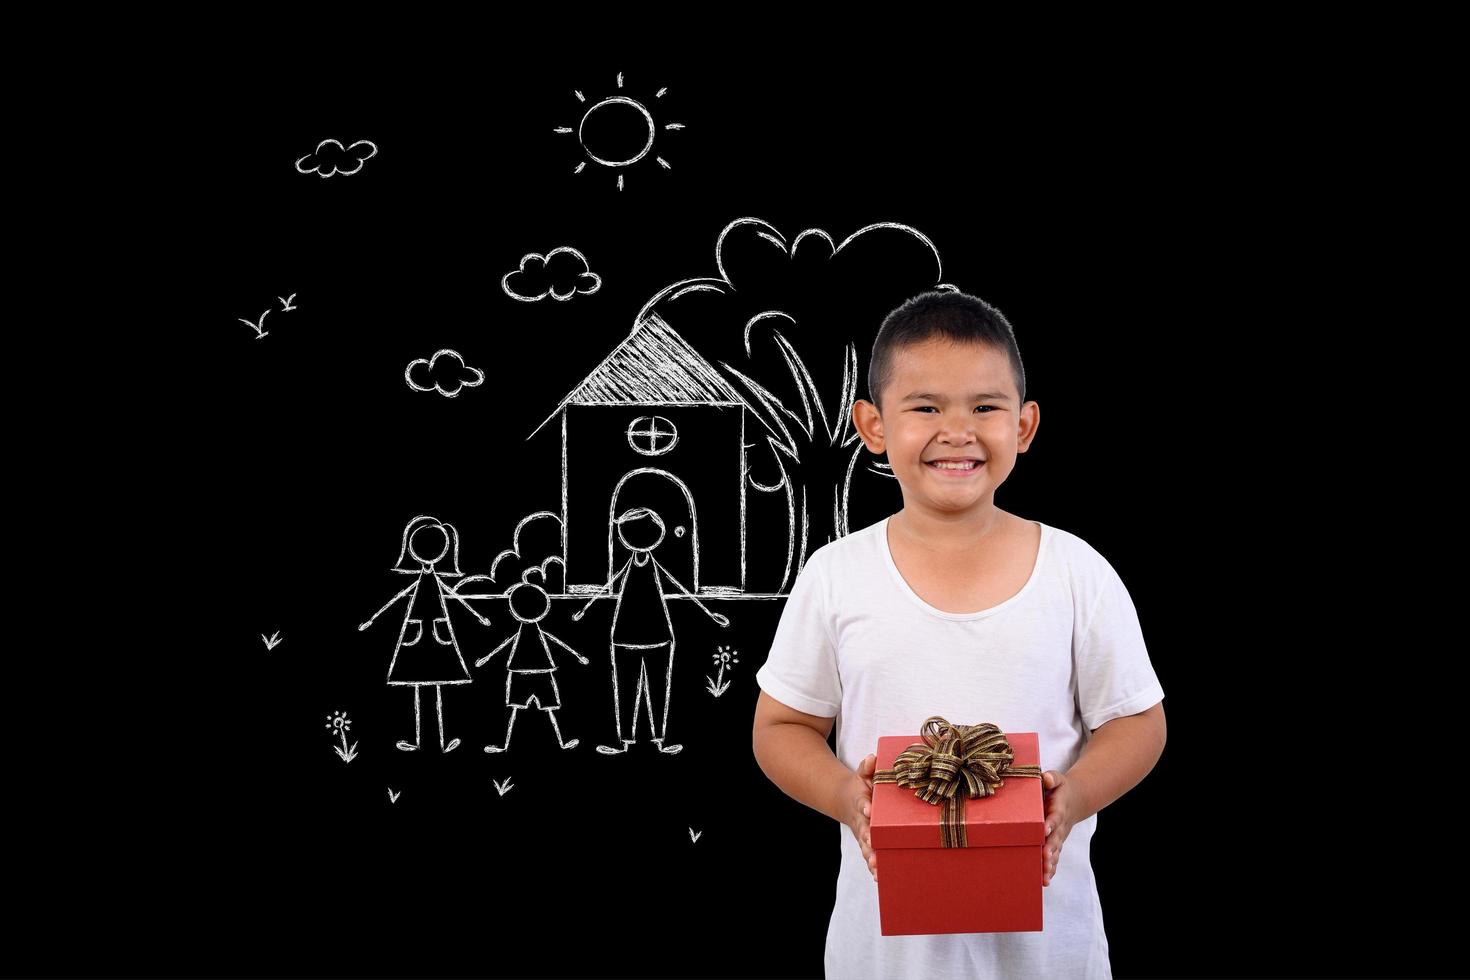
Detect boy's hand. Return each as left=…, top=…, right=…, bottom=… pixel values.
left=1041, top=770, right=1078, bottom=887
left=841, top=753, right=879, bottom=882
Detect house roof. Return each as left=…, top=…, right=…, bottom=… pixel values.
left=528, top=312, right=748, bottom=439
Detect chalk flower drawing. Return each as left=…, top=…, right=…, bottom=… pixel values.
left=502, top=246, right=602, bottom=302
left=405, top=349, right=485, bottom=398
left=705, top=644, right=739, bottom=697
left=294, top=139, right=378, bottom=177
left=326, top=711, right=358, bottom=763
left=553, top=71, right=684, bottom=191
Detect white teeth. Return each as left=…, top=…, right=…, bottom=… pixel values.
left=930, top=460, right=979, bottom=470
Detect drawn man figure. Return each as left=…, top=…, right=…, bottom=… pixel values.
left=573, top=507, right=730, bottom=755
left=477, top=580, right=588, bottom=752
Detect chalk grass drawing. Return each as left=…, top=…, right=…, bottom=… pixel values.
left=688, top=828, right=702, bottom=843
left=261, top=630, right=283, bottom=651
left=294, top=139, right=378, bottom=178
left=359, top=516, right=492, bottom=754
left=705, top=644, right=739, bottom=697
left=388, top=788, right=401, bottom=803
left=326, top=711, right=358, bottom=763
left=278, top=293, right=297, bottom=312
left=238, top=308, right=269, bottom=340
left=572, top=507, right=730, bottom=756
left=476, top=580, right=589, bottom=753
left=553, top=71, right=684, bottom=191
left=405, top=349, right=485, bottom=398
left=503, top=246, right=602, bottom=302
left=493, top=777, right=515, bottom=797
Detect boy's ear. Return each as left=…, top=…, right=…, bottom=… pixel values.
left=852, top=399, right=885, bottom=453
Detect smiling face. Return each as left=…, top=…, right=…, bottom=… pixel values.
left=854, top=336, right=1039, bottom=525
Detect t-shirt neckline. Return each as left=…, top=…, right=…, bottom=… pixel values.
left=879, top=515, right=1051, bottom=621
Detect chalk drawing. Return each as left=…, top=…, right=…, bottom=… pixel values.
left=359, top=516, right=492, bottom=753
left=502, top=246, right=602, bottom=302
left=476, top=581, right=589, bottom=753
left=388, top=788, right=401, bottom=804
left=295, top=139, right=378, bottom=178
left=705, top=644, right=739, bottom=697
left=405, top=349, right=485, bottom=399
left=261, top=631, right=283, bottom=651
left=326, top=711, right=358, bottom=763
left=238, top=308, right=269, bottom=340
left=278, top=293, right=297, bottom=312
left=553, top=71, right=684, bottom=191
left=493, top=777, right=515, bottom=797
left=572, top=506, right=730, bottom=756
left=688, top=828, right=703, bottom=844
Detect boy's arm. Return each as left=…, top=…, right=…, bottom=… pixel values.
left=1064, top=701, right=1167, bottom=822
left=751, top=690, right=853, bottom=822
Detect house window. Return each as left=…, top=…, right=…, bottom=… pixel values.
left=627, top=415, right=678, bottom=455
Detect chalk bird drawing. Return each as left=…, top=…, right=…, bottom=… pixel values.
left=238, top=309, right=269, bottom=340
left=476, top=580, right=589, bottom=753
left=573, top=506, right=729, bottom=756
left=359, top=516, right=492, bottom=753
left=553, top=71, right=684, bottom=191
left=278, top=293, right=297, bottom=312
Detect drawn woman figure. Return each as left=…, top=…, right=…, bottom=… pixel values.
left=359, top=515, right=491, bottom=753
left=572, top=506, right=729, bottom=756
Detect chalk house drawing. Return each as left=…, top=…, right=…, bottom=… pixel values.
left=572, top=506, right=730, bottom=756
left=294, top=139, right=378, bottom=177
left=406, top=349, right=485, bottom=398
left=359, top=516, right=492, bottom=753
left=502, top=246, right=602, bottom=302
left=476, top=578, right=589, bottom=753
left=553, top=71, right=684, bottom=191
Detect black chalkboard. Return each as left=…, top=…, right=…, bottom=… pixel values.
left=28, top=37, right=1413, bottom=980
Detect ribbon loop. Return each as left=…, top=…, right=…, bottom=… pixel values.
left=872, top=716, right=1043, bottom=848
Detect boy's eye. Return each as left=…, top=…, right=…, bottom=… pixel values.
left=913, top=406, right=995, bottom=413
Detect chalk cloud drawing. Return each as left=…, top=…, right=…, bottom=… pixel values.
left=238, top=308, right=269, bottom=340
left=705, top=644, right=739, bottom=697
left=502, top=246, right=602, bottom=302
left=572, top=506, right=730, bottom=756
left=279, top=293, right=297, bottom=312
left=476, top=579, right=589, bottom=754
left=261, top=630, right=283, bottom=651
left=326, top=711, right=358, bottom=763
left=553, top=71, right=684, bottom=191
left=359, top=516, right=492, bottom=753
left=295, top=139, right=378, bottom=177
left=406, top=349, right=485, bottom=398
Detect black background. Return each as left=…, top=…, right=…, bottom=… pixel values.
left=23, top=26, right=1453, bottom=980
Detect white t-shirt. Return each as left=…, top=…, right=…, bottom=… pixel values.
left=755, top=515, right=1165, bottom=980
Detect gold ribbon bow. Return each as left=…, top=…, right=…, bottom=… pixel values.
left=872, top=716, right=1043, bottom=848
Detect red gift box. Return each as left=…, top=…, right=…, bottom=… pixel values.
left=870, top=727, right=1045, bottom=935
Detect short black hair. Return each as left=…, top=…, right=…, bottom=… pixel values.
left=867, top=290, right=1026, bottom=414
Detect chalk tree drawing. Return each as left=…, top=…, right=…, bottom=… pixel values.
left=706, top=644, right=739, bottom=697
left=572, top=506, right=730, bottom=756
left=502, top=246, right=602, bottom=302
left=326, top=711, right=358, bottom=763
left=476, top=580, right=589, bottom=753
left=359, top=516, right=492, bottom=753
left=553, top=71, right=684, bottom=191
left=294, top=139, right=378, bottom=178
left=406, top=349, right=485, bottom=399
left=238, top=308, right=269, bottom=340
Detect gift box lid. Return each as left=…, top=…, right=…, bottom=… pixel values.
left=869, top=731, right=1044, bottom=850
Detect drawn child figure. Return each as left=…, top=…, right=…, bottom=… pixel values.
left=752, top=291, right=1167, bottom=979
left=359, top=515, right=491, bottom=753
left=477, top=580, right=589, bottom=753
left=572, top=506, right=730, bottom=756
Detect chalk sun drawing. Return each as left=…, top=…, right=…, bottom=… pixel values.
left=553, top=71, right=684, bottom=191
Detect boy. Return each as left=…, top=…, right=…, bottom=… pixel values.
left=752, top=290, right=1167, bottom=979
